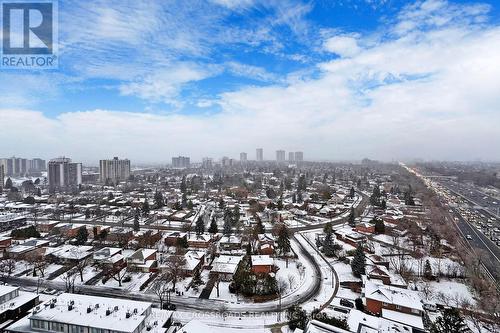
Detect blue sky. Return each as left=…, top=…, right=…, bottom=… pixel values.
left=1, top=0, right=500, bottom=163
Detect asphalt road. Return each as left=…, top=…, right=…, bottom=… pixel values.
left=4, top=236, right=324, bottom=315
left=451, top=207, right=500, bottom=281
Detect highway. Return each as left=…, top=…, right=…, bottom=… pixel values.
left=450, top=207, right=500, bottom=281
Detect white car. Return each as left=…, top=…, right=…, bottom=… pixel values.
left=466, top=235, right=473, bottom=240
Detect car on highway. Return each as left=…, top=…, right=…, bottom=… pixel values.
left=466, top=235, right=473, bottom=240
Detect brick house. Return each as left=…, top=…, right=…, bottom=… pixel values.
left=363, top=280, right=423, bottom=316
left=251, top=255, right=274, bottom=274
left=356, top=222, right=375, bottom=234
left=164, top=231, right=187, bottom=246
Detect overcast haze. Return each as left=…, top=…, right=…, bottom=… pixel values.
left=1, top=0, right=500, bottom=164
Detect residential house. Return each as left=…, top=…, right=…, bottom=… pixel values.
left=251, top=255, right=274, bottom=274
left=210, top=255, right=242, bottom=281
left=164, top=231, right=187, bottom=247
left=126, top=248, right=157, bottom=272
left=183, top=251, right=205, bottom=276
left=0, top=285, right=39, bottom=328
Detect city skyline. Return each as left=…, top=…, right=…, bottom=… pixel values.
left=1, top=0, right=499, bottom=163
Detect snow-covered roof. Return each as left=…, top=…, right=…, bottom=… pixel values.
left=364, top=280, right=422, bottom=311
left=251, top=255, right=273, bottom=266
left=24, top=293, right=168, bottom=333
left=211, top=255, right=242, bottom=274
left=181, top=320, right=216, bottom=333
left=183, top=251, right=205, bottom=271
left=381, top=308, right=424, bottom=329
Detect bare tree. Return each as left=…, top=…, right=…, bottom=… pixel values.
left=150, top=273, right=171, bottom=309
left=26, top=253, right=48, bottom=278
left=0, top=258, right=16, bottom=278
left=101, top=264, right=128, bottom=287
left=213, top=273, right=221, bottom=298
left=73, top=255, right=91, bottom=283
left=60, top=268, right=77, bottom=293
left=276, top=278, right=288, bottom=321
left=287, top=274, right=296, bottom=290
left=164, top=255, right=186, bottom=289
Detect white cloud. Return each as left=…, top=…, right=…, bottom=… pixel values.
left=324, top=35, right=361, bottom=57
left=119, top=63, right=220, bottom=105
left=1, top=0, right=499, bottom=162
left=226, top=62, right=280, bottom=82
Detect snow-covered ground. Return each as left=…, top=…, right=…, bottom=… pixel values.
left=99, top=269, right=152, bottom=292
left=415, top=279, right=477, bottom=306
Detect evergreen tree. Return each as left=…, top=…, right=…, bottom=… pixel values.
left=370, top=185, right=381, bottom=206
left=297, top=175, right=307, bottom=192
left=350, top=186, right=355, bottom=198
left=424, top=259, right=433, bottom=279
left=187, top=199, right=194, bottom=210
left=431, top=308, right=469, bottom=333
left=232, top=205, right=240, bottom=224
left=195, top=216, right=205, bottom=235
left=381, top=199, right=387, bottom=209
left=351, top=244, right=366, bottom=277
left=287, top=305, right=307, bottom=331
left=133, top=209, right=140, bottom=231
left=348, top=207, right=356, bottom=227
left=4, top=177, right=12, bottom=189
left=355, top=298, right=364, bottom=311
left=142, top=200, right=150, bottom=217
left=208, top=218, right=218, bottom=235
left=107, top=192, right=114, bottom=201
left=191, top=268, right=204, bottom=290
left=374, top=218, right=385, bottom=234
left=223, top=215, right=232, bottom=235
left=75, top=226, right=88, bottom=245
left=277, top=198, right=283, bottom=210
left=323, top=222, right=333, bottom=236
left=181, top=193, right=187, bottom=207
left=180, top=176, right=187, bottom=193
left=36, top=188, right=42, bottom=196
left=218, top=197, right=225, bottom=209
left=255, top=216, right=265, bottom=234
left=154, top=191, right=164, bottom=208
left=276, top=224, right=291, bottom=264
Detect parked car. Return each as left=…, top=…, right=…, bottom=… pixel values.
left=163, top=303, right=176, bottom=310
left=423, top=303, right=437, bottom=312
left=42, top=288, right=57, bottom=295
left=340, top=298, right=354, bottom=308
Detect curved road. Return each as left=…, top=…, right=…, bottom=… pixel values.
left=5, top=235, right=323, bottom=314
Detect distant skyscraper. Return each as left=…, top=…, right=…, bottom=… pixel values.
left=0, top=164, right=4, bottom=188
left=288, top=152, right=295, bottom=162
left=0, top=157, right=27, bottom=176
left=172, top=156, right=190, bottom=168
left=240, top=152, right=247, bottom=162
left=1, top=157, right=45, bottom=176
left=256, top=148, right=263, bottom=161
left=202, top=157, right=213, bottom=169
left=276, top=150, right=286, bottom=162
left=99, top=157, right=131, bottom=184
left=29, top=158, right=46, bottom=173
left=48, top=157, right=82, bottom=191
left=0, top=159, right=11, bottom=176
left=294, top=151, right=304, bottom=162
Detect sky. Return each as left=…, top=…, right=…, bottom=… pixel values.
left=0, top=0, right=499, bottom=164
